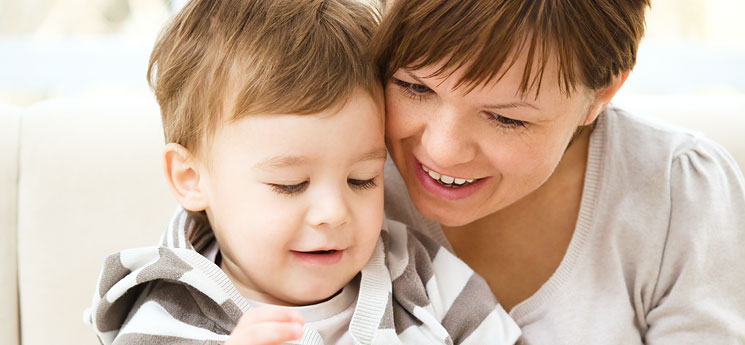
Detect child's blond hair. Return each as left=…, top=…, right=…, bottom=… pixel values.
left=148, top=0, right=381, bottom=157
left=147, top=0, right=381, bottom=243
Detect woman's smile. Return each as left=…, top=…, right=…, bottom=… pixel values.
left=420, top=164, right=480, bottom=186
left=411, top=154, right=491, bottom=201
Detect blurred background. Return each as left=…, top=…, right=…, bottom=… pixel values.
left=0, top=0, right=178, bottom=105
left=1, top=1, right=744, bottom=345
left=1, top=0, right=745, bottom=107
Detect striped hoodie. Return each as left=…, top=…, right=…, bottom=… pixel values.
left=86, top=209, right=520, bottom=344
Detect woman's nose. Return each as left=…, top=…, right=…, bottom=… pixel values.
left=420, top=108, right=477, bottom=168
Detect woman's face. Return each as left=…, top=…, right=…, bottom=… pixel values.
left=385, top=51, right=608, bottom=226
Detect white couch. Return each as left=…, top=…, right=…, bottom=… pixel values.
left=1, top=99, right=177, bottom=345
left=1, top=96, right=744, bottom=345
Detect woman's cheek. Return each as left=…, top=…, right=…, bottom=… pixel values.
left=385, top=87, right=437, bottom=139
left=485, top=133, right=557, bottom=184
left=521, top=138, right=569, bottom=186
left=385, top=97, right=416, bottom=140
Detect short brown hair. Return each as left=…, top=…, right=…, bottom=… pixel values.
left=148, top=0, right=381, bottom=244
left=148, top=0, right=381, bottom=156
left=373, top=0, right=650, bottom=96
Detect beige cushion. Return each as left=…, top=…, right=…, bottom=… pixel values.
left=0, top=104, right=21, bottom=345
left=17, top=98, right=177, bottom=345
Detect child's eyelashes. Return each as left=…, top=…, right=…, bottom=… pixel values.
left=270, top=181, right=309, bottom=195
left=268, top=178, right=378, bottom=196
left=347, top=178, right=377, bottom=190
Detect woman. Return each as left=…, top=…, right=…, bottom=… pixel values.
left=374, top=0, right=745, bottom=343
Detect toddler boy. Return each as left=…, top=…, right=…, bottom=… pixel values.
left=87, top=0, right=520, bottom=344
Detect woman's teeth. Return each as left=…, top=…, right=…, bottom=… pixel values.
left=421, top=165, right=476, bottom=187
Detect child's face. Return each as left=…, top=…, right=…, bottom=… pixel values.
left=198, top=90, right=385, bottom=306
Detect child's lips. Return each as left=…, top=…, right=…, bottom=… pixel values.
left=291, top=249, right=344, bottom=266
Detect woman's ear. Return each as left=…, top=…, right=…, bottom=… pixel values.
left=163, top=143, right=209, bottom=212
left=582, top=71, right=630, bottom=125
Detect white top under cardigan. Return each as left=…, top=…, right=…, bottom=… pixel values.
left=383, top=105, right=745, bottom=344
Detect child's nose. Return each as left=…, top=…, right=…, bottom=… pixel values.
left=306, top=190, right=351, bottom=230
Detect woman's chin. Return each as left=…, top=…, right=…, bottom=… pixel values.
left=407, top=190, right=485, bottom=227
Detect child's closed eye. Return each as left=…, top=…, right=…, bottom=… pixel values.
left=269, top=181, right=309, bottom=195
left=268, top=177, right=378, bottom=196
left=347, top=178, right=377, bottom=190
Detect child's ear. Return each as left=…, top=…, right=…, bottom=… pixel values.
left=163, top=143, right=209, bottom=212
left=582, top=70, right=630, bottom=125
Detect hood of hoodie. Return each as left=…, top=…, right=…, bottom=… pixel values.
left=85, top=209, right=252, bottom=344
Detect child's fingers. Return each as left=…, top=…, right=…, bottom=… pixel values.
left=238, top=306, right=304, bottom=325
left=226, top=321, right=304, bottom=345
left=225, top=307, right=304, bottom=345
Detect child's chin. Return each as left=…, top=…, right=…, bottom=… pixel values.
left=283, top=281, right=347, bottom=306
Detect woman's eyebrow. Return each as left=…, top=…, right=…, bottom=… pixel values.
left=484, top=101, right=540, bottom=111
left=403, top=70, right=541, bottom=111
left=404, top=70, right=427, bottom=84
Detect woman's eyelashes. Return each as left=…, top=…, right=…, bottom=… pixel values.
left=487, top=112, right=527, bottom=129
left=269, top=178, right=378, bottom=196
left=392, top=77, right=431, bottom=101
left=392, top=76, right=528, bottom=130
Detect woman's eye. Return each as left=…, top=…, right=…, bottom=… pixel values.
left=488, top=113, right=527, bottom=129
left=391, top=78, right=432, bottom=101
left=348, top=178, right=377, bottom=190
left=269, top=181, right=308, bottom=195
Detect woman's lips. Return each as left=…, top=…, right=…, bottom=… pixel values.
left=411, top=157, right=488, bottom=201
left=291, top=250, right=344, bottom=266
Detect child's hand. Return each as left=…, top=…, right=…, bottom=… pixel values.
left=225, top=306, right=305, bottom=345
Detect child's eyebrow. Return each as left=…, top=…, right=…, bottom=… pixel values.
left=255, top=149, right=386, bottom=171
left=255, top=155, right=308, bottom=170
left=357, top=148, right=387, bottom=163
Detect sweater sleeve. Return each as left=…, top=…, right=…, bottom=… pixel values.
left=645, top=137, right=745, bottom=344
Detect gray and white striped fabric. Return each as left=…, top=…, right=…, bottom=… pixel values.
left=86, top=208, right=520, bottom=344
